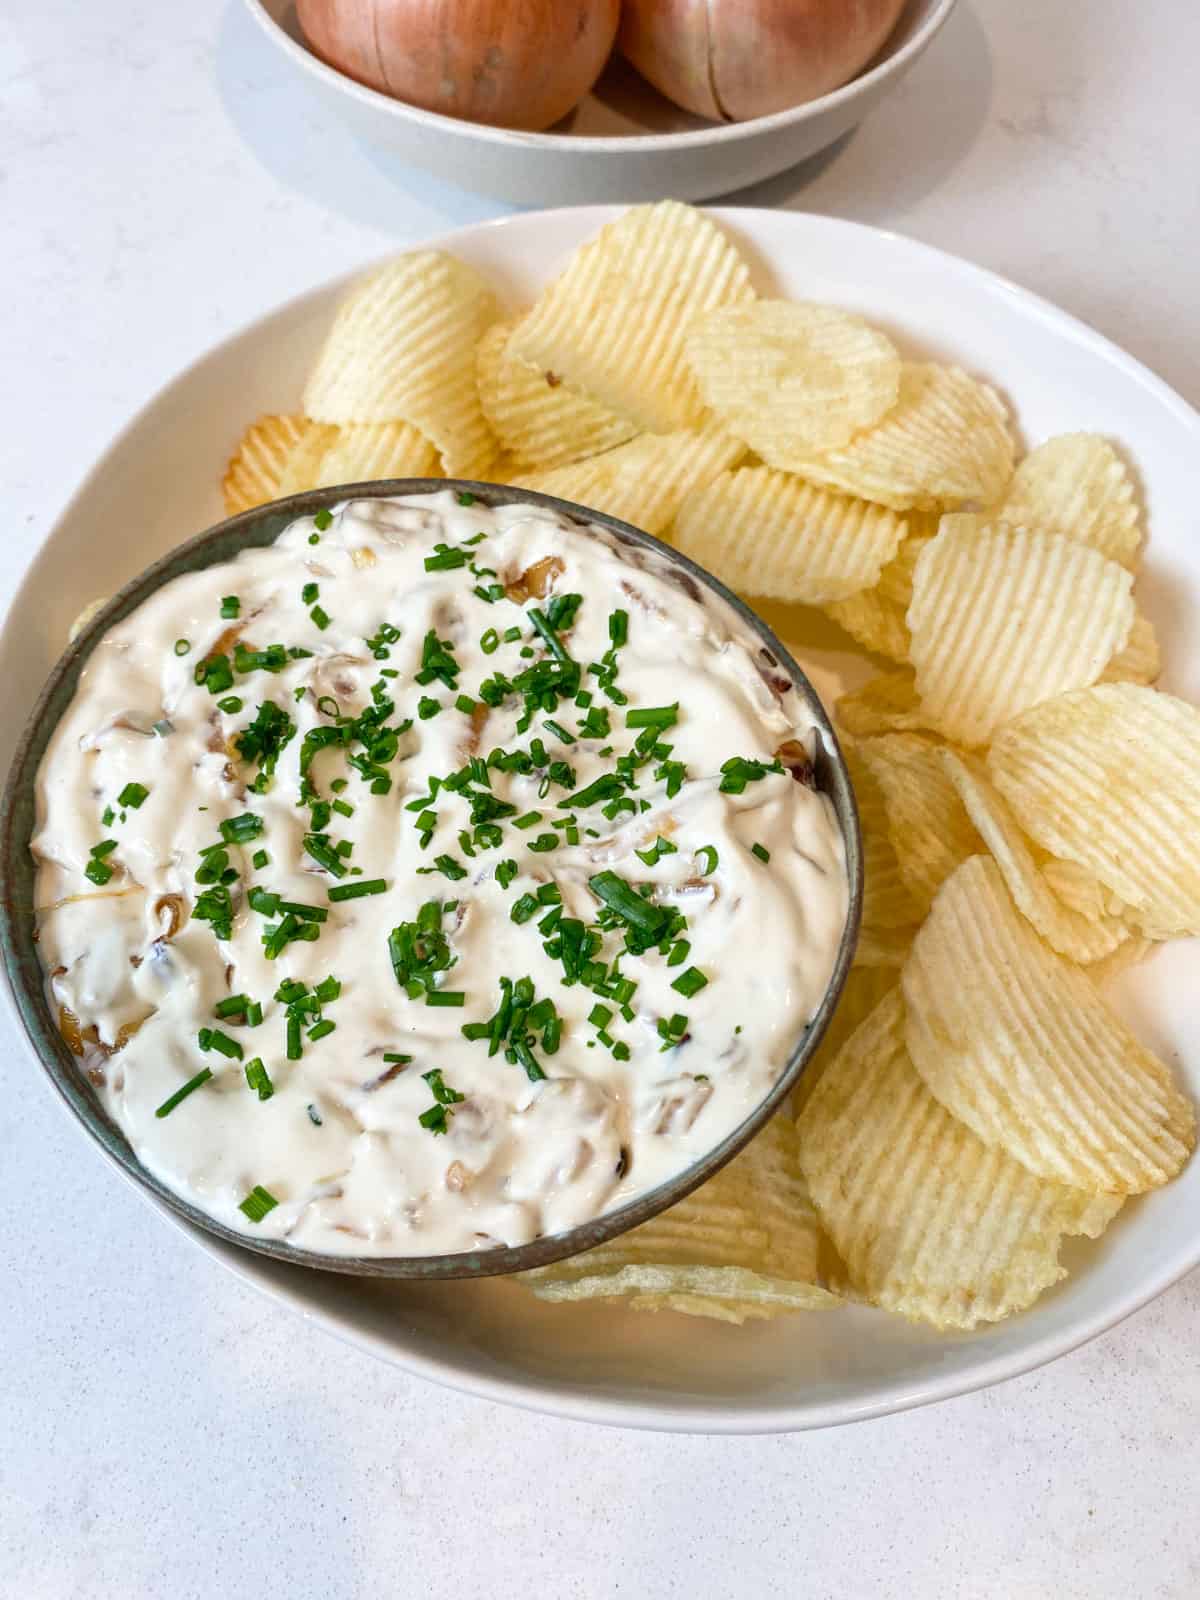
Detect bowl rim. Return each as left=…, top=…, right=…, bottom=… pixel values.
left=0, top=478, right=862, bottom=1282
left=243, top=0, right=958, bottom=153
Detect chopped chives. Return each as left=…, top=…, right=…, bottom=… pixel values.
left=219, top=812, right=264, bottom=845
left=118, top=781, right=149, bottom=809
left=751, top=842, right=771, bottom=863
left=217, top=695, right=244, bottom=714
left=213, top=993, right=253, bottom=1018
left=625, top=703, right=678, bottom=730
left=252, top=848, right=269, bottom=869
left=301, top=582, right=319, bottom=604
left=286, top=1011, right=302, bottom=1060
left=543, top=719, right=575, bottom=744
left=426, top=991, right=465, bottom=1008
left=418, top=696, right=442, bottom=720
left=313, top=508, right=333, bottom=531
left=456, top=490, right=476, bottom=506
left=495, top=859, right=518, bottom=891
left=154, top=1067, right=212, bottom=1119
left=307, top=1019, right=336, bottom=1042
left=200, top=1027, right=244, bottom=1060
left=303, top=834, right=347, bottom=877
left=696, top=845, right=719, bottom=876
left=220, top=596, right=241, bottom=619
left=513, top=811, right=542, bottom=830
left=328, top=877, right=387, bottom=901
left=310, top=605, right=331, bottom=630
left=174, top=638, right=191, bottom=656
left=238, top=1185, right=279, bottom=1222
left=480, top=628, right=500, bottom=655
left=671, top=966, right=708, bottom=998
left=332, top=798, right=354, bottom=818
left=382, top=1052, right=412, bottom=1065
left=84, top=858, right=114, bottom=886
left=244, top=1058, right=274, bottom=1101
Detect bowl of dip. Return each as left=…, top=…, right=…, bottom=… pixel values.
left=0, top=482, right=860, bottom=1278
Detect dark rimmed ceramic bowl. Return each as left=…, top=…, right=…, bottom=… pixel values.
left=0, top=480, right=861, bottom=1280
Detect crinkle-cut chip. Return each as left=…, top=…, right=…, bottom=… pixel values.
left=858, top=733, right=981, bottom=916
left=68, top=597, right=109, bottom=643
left=996, top=433, right=1141, bottom=568
left=222, top=414, right=310, bottom=515
left=796, top=964, right=899, bottom=1114
left=824, top=586, right=910, bottom=661
left=671, top=466, right=905, bottom=605
left=908, top=521, right=1135, bottom=747
left=307, top=420, right=441, bottom=488
left=476, top=319, right=637, bottom=470
left=941, top=750, right=1129, bottom=963
left=274, top=422, right=341, bottom=498
left=521, top=1114, right=839, bottom=1323
left=853, top=924, right=914, bottom=969
left=844, top=745, right=922, bottom=932
left=1041, top=857, right=1129, bottom=924
left=989, top=684, right=1200, bottom=938
left=684, top=300, right=901, bottom=458
left=785, top=363, right=1015, bottom=512
left=513, top=427, right=743, bottom=537
left=830, top=528, right=938, bottom=656
left=1086, top=936, right=1155, bottom=983
left=302, top=251, right=499, bottom=475
left=835, top=670, right=933, bottom=738
left=1100, top=610, right=1161, bottom=685
left=506, top=201, right=756, bottom=433
left=797, top=990, right=1122, bottom=1330
left=903, top=856, right=1195, bottom=1192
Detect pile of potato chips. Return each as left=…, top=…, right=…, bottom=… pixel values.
left=223, top=202, right=1199, bottom=1332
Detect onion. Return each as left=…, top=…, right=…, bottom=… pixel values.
left=619, top=0, right=909, bottom=123
left=296, top=0, right=622, bottom=133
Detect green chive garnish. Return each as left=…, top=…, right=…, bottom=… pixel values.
left=174, top=638, right=191, bottom=656
left=751, top=842, right=771, bottom=863
left=313, top=508, right=333, bottom=531
left=154, top=1067, right=213, bottom=1119
left=671, top=966, right=708, bottom=998
left=238, top=1185, right=279, bottom=1222
left=328, top=877, right=387, bottom=902
left=244, top=1058, right=274, bottom=1101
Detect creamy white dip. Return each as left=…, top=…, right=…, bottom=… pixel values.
left=33, top=491, right=848, bottom=1256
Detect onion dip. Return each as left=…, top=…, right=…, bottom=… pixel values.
left=32, top=491, right=848, bottom=1256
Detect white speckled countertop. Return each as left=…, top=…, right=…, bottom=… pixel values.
left=4, top=3, right=1200, bottom=1595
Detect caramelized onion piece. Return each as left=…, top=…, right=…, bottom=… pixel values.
left=775, top=738, right=816, bottom=787
left=506, top=555, right=564, bottom=603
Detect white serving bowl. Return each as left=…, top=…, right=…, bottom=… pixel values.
left=7, top=206, right=1199, bottom=1433
left=244, top=0, right=958, bottom=205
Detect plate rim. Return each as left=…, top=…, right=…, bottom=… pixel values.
left=9, top=204, right=1200, bottom=1433
left=243, top=0, right=959, bottom=154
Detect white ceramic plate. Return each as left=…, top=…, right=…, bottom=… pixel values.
left=6, top=207, right=1199, bottom=1434
left=244, top=0, right=958, bottom=205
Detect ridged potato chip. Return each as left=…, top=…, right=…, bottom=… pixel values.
left=835, top=669, right=932, bottom=738
left=825, top=531, right=934, bottom=659
left=908, top=521, right=1135, bottom=746
left=514, top=427, right=743, bottom=536
left=903, top=857, right=1195, bottom=1192
left=274, top=422, right=340, bottom=498
left=222, top=414, right=311, bottom=515
left=845, top=745, right=922, bottom=932
left=988, top=684, right=1200, bottom=937
left=996, top=433, right=1141, bottom=568
left=941, top=750, right=1129, bottom=963
left=684, top=300, right=901, bottom=459
left=1041, top=857, right=1128, bottom=924
left=785, top=363, right=1015, bottom=512
left=1086, top=937, right=1155, bottom=983
left=303, top=251, right=499, bottom=476
left=671, top=466, right=905, bottom=605
left=507, top=202, right=756, bottom=433
left=308, top=420, right=441, bottom=487
left=1100, top=610, right=1161, bottom=685
left=796, top=964, right=899, bottom=1114
left=475, top=319, right=637, bottom=470
left=859, top=733, right=981, bottom=916
left=853, top=925, right=915, bottom=969
left=798, top=990, right=1121, bottom=1331
left=522, top=1114, right=839, bottom=1323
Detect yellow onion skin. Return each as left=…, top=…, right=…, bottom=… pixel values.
left=297, top=0, right=622, bottom=132
left=619, top=0, right=909, bottom=123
